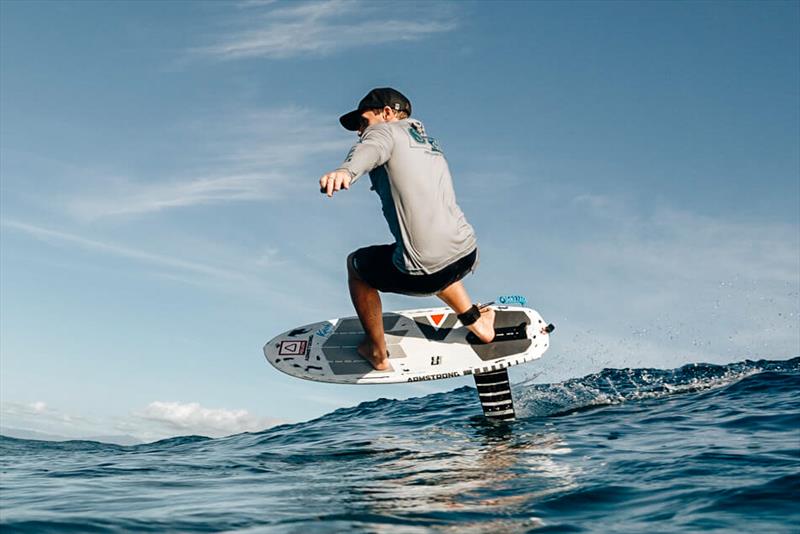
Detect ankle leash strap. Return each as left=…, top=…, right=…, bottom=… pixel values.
left=457, top=305, right=481, bottom=326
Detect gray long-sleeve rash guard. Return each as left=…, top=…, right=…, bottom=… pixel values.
left=337, top=119, right=477, bottom=275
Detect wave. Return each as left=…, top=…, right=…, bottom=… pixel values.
left=515, top=356, right=800, bottom=418
left=3, top=357, right=797, bottom=451
left=2, top=357, right=798, bottom=533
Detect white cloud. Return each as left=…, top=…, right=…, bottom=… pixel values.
left=207, top=107, right=351, bottom=169
left=66, top=173, right=283, bottom=219
left=3, top=401, right=47, bottom=418
left=570, top=193, right=627, bottom=218
left=29, top=401, right=47, bottom=413
left=1, top=400, right=282, bottom=442
left=2, top=219, right=249, bottom=282
left=199, top=0, right=458, bottom=60
left=0, top=401, right=100, bottom=438
left=62, top=106, right=349, bottom=220
left=573, top=207, right=799, bottom=286
left=0, top=215, right=343, bottom=309
left=475, top=183, right=799, bottom=384
left=3, top=103, right=355, bottom=307
left=254, top=246, right=284, bottom=267
left=536, top=204, right=800, bottom=371
left=134, top=401, right=281, bottom=438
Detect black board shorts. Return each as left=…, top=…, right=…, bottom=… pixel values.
left=350, top=245, right=478, bottom=296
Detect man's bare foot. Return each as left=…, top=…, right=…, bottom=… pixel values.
left=357, top=339, right=390, bottom=371
left=467, top=306, right=495, bottom=344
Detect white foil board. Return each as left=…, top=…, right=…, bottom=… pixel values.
left=263, top=305, right=551, bottom=384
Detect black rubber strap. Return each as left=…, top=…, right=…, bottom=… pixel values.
left=457, top=304, right=481, bottom=326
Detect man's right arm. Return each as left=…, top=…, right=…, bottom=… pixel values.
left=318, top=124, right=395, bottom=197
left=319, top=169, right=353, bottom=197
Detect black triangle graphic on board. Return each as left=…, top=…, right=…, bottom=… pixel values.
left=415, top=315, right=458, bottom=342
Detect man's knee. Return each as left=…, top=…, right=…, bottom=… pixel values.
left=347, top=252, right=360, bottom=279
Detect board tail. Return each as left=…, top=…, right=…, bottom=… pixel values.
left=474, top=369, right=515, bottom=421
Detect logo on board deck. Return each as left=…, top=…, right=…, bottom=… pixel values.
left=315, top=323, right=334, bottom=337
left=498, top=295, right=527, bottom=307
left=415, top=313, right=458, bottom=342
left=278, top=340, right=307, bottom=356
left=408, top=371, right=461, bottom=382
left=288, top=327, right=311, bottom=337
left=428, top=313, right=448, bottom=329
left=431, top=355, right=442, bottom=366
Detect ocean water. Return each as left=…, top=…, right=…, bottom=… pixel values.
left=1, top=357, right=798, bottom=533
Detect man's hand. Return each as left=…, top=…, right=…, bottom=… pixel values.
left=319, top=170, right=352, bottom=198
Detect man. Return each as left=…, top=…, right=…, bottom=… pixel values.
left=319, top=88, right=495, bottom=371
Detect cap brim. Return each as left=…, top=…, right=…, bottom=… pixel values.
left=339, top=109, right=361, bottom=131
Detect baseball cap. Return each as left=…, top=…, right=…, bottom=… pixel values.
left=339, top=87, right=412, bottom=131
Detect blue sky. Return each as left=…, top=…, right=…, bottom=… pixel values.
left=1, top=0, right=798, bottom=442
